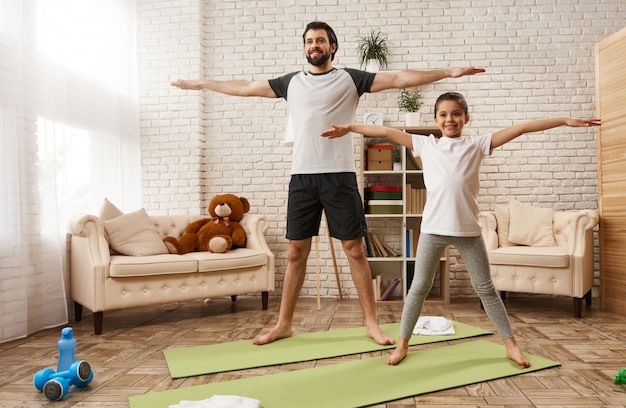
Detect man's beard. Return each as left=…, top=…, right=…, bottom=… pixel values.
left=306, top=49, right=331, bottom=66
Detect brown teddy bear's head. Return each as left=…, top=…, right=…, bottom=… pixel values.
left=207, top=194, right=250, bottom=221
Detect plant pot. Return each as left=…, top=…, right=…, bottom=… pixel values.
left=404, top=112, right=420, bottom=127
left=365, top=60, right=380, bottom=73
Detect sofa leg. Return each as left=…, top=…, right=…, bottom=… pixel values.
left=584, top=289, right=592, bottom=307
left=74, top=302, right=83, bottom=322
left=231, top=295, right=237, bottom=303
left=262, top=291, right=269, bottom=310
left=500, top=291, right=507, bottom=300
left=94, top=312, right=103, bottom=335
left=573, top=297, right=582, bottom=318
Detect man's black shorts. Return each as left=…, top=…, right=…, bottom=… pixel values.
left=286, top=173, right=367, bottom=241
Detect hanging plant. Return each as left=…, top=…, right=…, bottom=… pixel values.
left=356, top=28, right=391, bottom=71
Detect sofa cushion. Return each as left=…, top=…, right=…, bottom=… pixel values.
left=507, top=200, right=556, bottom=247
left=188, top=248, right=268, bottom=272
left=109, top=253, right=199, bottom=277
left=488, top=245, right=569, bottom=268
left=104, top=208, right=170, bottom=256
left=108, top=248, right=268, bottom=277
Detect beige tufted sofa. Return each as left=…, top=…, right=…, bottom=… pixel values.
left=479, top=203, right=599, bottom=318
left=68, top=213, right=275, bottom=334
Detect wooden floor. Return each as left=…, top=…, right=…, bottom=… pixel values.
left=2, top=295, right=626, bottom=407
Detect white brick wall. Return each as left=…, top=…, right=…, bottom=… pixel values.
left=137, top=0, right=626, bottom=300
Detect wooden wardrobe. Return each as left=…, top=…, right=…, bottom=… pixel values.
left=596, top=26, right=626, bottom=315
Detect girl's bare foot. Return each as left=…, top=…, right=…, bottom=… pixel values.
left=503, top=337, right=531, bottom=368
left=507, top=347, right=531, bottom=368
left=385, top=338, right=409, bottom=365
left=252, top=325, right=292, bottom=345
left=385, top=347, right=408, bottom=365
left=366, top=325, right=395, bottom=346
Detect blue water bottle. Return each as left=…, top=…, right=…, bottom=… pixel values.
left=57, top=327, right=77, bottom=372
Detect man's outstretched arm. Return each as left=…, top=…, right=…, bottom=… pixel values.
left=171, top=78, right=277, bottom=98
left=370, top=66, right=485, bottom=93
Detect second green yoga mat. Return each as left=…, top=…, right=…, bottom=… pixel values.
left=132, top=339, right=560, bottom=408
left=164, top=321, right=491, bottom=378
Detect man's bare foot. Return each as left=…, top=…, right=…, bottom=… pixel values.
left=507, top=348, right=531, bottom=368
left=385, top=344, right=408, bottom=365
left=252, top=325, right=292, bottom=345
left=366, top=325, right=395, bottom=346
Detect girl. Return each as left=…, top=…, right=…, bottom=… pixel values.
left=321, top=92, right=600, bottom=367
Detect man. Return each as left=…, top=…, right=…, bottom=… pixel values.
left=171, top=21, right=484, bottom=346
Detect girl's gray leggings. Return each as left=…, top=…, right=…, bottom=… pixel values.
left=400, top=233, right=514, bottom=340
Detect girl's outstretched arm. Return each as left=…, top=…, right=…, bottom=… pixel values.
left=491, top=117, right=600, bottom=149
left=321, top=123, right=414, bottom=149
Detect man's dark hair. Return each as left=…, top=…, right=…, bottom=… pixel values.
left=303, top=21, right=338, bottom=61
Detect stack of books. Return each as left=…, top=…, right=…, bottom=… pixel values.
left=365, top=186, right=402, bottom=214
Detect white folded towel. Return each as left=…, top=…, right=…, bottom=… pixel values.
left=412, top=316, right=456, bottom=335
left=169, top=395, right=261, bottom=408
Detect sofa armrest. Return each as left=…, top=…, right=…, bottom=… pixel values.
left=479, top=211, right=499, bottom=250
left=239, top=213, right=272, bottom=254
left=565, top=210, right=599, bottom=257
left=67, top=214, right=111, bottom=265
left=240, top=213, right=275, bottom=291
left=67, top=214, right=112, bottom=312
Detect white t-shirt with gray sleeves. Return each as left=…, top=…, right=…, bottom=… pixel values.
left=411, top=133, right=493, bottom=237
left=269, top=68, right=375, bottom=175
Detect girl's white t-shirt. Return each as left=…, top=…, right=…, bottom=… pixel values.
left=411, top=133, right=492, bottom=237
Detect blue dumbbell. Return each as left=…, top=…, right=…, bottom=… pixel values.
left=34, top=360, right=93, bottom=401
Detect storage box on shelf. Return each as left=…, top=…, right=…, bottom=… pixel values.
left=360, top=127, right=449, bottom=305
left=366, top=143, right=393, bottom=171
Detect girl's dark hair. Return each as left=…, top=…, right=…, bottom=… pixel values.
left=303, top=21, right=338, bottom=61
left=434, top=92, right=469, bottom=116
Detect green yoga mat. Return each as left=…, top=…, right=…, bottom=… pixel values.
left=131, top=339, right=560, bottom=408
left=164, top=321, right=491, bottom=378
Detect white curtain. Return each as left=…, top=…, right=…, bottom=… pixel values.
left=0, top=0, right=142, bottom=343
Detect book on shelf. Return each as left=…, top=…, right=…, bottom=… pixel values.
left=405, top=183, right=411, bottom=213
left=365, top=185, right=402, bottom=200
left=405, top=184, right=426, bottom=215
left=406, top=263, right=415, bottom=295
left=380, top=240, right=400, bottom=257
left=405, top=229, right=420, bottom=257
left=372, top=275, right=383, bottom=301
left=370, top=233, right=388, bottom=257
left=367, top=232, right=400, bottom=257
left=364, top=233, right=374, bottom=257
left=380, top=278, right=401, bottom=301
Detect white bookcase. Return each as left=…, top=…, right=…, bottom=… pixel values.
left=360, top=126, right=450, bottom=305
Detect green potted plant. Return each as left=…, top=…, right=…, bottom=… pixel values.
left=356, top=28, right=391, bottom=72
left=397, top=87, right=424, bottom=127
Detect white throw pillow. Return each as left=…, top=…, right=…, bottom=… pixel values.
left=493, top=204, right=514, bottom=247
left=98, top=197, right=124, bottom=221
left=507, top=200, right=556, bottom=247
left=104, top=208, right=169, bottom=256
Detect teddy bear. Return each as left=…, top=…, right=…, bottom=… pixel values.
left=163, top=193, right=250, bottom=254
